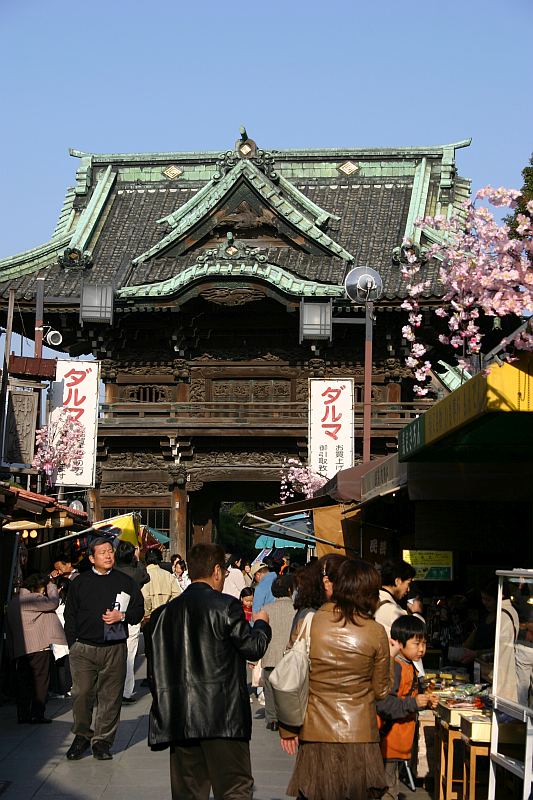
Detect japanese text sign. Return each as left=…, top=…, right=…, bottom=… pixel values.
left=308, top=379, right=354, bottom=479
left=403, top=550, right=453, bottom=581
left=52, top=360, right=100, bottom=487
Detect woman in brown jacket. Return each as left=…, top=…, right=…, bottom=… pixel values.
left=282, top=558, right=391, bottom=800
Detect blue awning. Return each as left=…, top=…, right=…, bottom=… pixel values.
left=241, top=511, right=315, bottom=549
left=147, top=526, right=170, bottom=544
left=254, top=513, right=311, bottom=549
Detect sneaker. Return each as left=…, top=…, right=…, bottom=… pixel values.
left=48, top=692, right=66, bottom=699
left=257, top=694, right=265, bottom=706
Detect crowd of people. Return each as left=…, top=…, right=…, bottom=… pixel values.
left=4, top=541, right=532, bottom=800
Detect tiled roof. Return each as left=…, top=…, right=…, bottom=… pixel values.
left=0, top=140, right=471, bottom=303
left=0, top=481, right=88, bottom=519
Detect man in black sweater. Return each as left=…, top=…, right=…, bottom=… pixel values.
left=64, top=537, right=144, bottom=761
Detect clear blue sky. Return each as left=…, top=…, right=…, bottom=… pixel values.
left=0, top=0, right=532, bottom=258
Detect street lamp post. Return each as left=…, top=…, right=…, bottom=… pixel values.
left=344, top=267, right=383, bottom=464
left=362, top=300, right=374, bottom=464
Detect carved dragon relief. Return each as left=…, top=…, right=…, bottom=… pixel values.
left=100, top=482, right=169, bottom=496
left=198, top=286, right=266, bottom=307
left=192, top=451, right=289, bottom=467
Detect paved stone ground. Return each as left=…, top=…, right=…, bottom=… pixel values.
left=0, top=666, right=433, bottom=800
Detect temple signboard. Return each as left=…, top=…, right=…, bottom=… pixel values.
left=308, top=378, right=354, bottom=479
left=51, top=360, right=100, bottom=487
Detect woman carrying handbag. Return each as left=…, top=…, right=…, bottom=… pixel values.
left=281, top=558, right=391, bottom=800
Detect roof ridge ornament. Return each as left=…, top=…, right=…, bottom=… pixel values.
left=213, top=127, right=278, bottom=183
left=58, top=247, right=93, bottom=270
left=195, top=232, right=268, bottom=264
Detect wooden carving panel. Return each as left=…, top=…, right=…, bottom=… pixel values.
left=121, top=385, right=174, bottom=403
left=210, top=379, right=290, bottom=402
left=5, top=390, right=38, bottom=465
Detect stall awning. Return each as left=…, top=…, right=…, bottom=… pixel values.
left=254, top=513, right=310, bottom=549
left=360, top=454, right=407, bottom=504
left=240, top=496, right=361, bottom=555
left=314, top=459, right=385, bottom=502
left=398, top=354, right=533, bottom=463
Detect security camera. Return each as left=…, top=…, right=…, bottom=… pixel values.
left=45, top=329, right=63, bottom=347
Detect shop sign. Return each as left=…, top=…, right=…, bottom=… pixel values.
left=398, top=414, right=425, bottom=461
left=361, top=454, right=407, bottom=502
left=362, top=529, right=392, bottom=566
left=51, top=360, right=100, bottom=487
left=403, top=549, right=453, bottom=581
left=308, top=379, right=354, bottom=479
left=425, top=371, right=487, bottom=446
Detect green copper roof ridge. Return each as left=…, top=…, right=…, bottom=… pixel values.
left=277, top=174, right=340, bottom=225
left=68, top=166, right=116, bottom=252
left=133, top=159, right=354, bottom=266
left=51, top=186, right=77, bottom=240
left=0, top=235, right=70, bottom=281
left=117, top=261, right=346, bottom=300
left=157, top=178, right=216, bottom=227
left=68, top=139, right=472, bottom=165
left=404, top=158, right=431, bottom=244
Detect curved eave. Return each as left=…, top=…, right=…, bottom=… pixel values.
left=0, top=235, right=71, bottom=283
left=117, top=261, right=346, bottom=302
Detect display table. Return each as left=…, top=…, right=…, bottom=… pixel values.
left=460, top=715, right=491, bottom=800
left=435, top=716, right=463, bottom=800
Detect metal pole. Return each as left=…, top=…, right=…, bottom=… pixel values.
left=362, top=300, right=373, bottom=463
left=34, top=277, right=45, bottom=359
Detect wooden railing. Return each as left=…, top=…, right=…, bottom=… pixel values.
left=99, top=400, right=432, bottom=431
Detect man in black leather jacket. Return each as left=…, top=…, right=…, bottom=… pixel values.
left=148, top=543, right=271, bottom=800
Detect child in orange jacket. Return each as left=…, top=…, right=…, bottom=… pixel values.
left=377, top=615, right=438, bottom=800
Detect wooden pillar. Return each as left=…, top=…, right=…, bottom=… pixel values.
left=192, top=517, right=213, bottom=545
left=170, top=486, right=188, bottom=556
left=87, top=487, right=102, bottom=522
left=189, top=490, right=215, bottom=546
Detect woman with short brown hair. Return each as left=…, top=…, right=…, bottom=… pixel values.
left=282, top=558, right=390, bottom=800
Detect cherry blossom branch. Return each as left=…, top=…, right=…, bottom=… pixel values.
left=32, top=408, right=85, bottom=487
left=402, top=189, right=533, bottom=395
left=280, top=458, right=327, bottom=502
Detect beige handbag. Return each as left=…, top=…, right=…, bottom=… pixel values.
left=269, top=612, right=313, bottom=727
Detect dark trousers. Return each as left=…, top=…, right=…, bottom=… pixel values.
left=262, top=666, right=276, bottom=724
left=69, top=641, right=126, bottom=745
left=50, top=654, right=72, bottom=696
left=15, top=650, right=51, bottom=722
left=142, top=618, right=153, bottom=684
left=169, top=738, right=253, bottom=800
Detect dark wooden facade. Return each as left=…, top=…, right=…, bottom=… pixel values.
left=0, top=132, right=472, bottom=552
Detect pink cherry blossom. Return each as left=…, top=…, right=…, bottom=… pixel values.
left=32, top=409, right=85, bottom=487
left=280, top=458, right=327, bottom=502
left=402, top=185, right=532, bottom=393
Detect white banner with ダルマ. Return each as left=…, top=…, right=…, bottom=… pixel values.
left=308, top=379, right=354, bottom=479
left=51, top=360, right=100, bottom=487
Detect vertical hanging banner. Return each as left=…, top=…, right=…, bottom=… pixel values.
left=308, top=378, right=354, bottom=479
left=52, top=360, right=100, bottom=487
